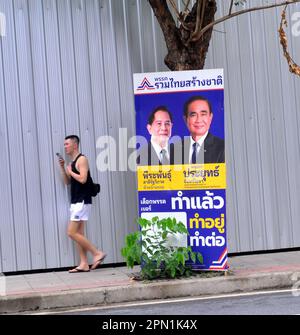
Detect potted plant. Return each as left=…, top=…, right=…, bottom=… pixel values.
left=121, top=216, right=203, bottom=280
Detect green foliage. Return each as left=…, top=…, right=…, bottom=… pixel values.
left=121, top=216, right=203, bottom=280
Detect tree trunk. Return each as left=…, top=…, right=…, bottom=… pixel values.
left=148, top=0, right=217, bottom=71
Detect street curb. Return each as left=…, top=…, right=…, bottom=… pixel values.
left=0, top=271, right=298, bottom=314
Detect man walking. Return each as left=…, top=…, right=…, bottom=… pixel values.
left=58, top=135, right=106, bottom=273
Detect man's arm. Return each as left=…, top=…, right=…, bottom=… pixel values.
left=67, top=156, right=89, bottom=184
left=58, top=158, right=71, bottom=185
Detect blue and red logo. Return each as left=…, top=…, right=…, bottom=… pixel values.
left=209, top=248, right=228, bottom=270
left=137, top=77, right=155, bottom=90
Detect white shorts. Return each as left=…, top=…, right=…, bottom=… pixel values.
left=70, top=202, right=92, bottom=221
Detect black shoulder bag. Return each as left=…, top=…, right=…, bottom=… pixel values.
left=87, top=174, right=100, bottom=197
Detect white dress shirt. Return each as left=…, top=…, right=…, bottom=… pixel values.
left=188, top=132, right=208, bottom=163
left=151, top=138, right=170, bottom=162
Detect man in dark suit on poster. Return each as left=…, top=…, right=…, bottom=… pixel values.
left=180, top=95, right=225, bottom=164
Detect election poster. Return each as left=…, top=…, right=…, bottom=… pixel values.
left=133, top=69, right=227, bottom=270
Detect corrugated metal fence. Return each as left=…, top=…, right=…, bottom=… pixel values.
left=0, top=0, right=300, bottom=272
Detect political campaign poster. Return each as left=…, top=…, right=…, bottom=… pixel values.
left=133, top=69, right=227, bottom=270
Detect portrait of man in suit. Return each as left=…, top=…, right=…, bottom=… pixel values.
left=137, top=106, right=175, bottom=166
left=181, top=95, right=225, bottom=164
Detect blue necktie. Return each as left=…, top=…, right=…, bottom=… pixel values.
left=191, top=142, right=198, bottom=164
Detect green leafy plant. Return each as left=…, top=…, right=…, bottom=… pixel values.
left=121, top=216, right=203, bottom=280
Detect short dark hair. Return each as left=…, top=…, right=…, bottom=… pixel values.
left=148, top=106, right=173, bottom=125
left=183, top=96, right=213, bottom=119
left=65, top=135, right=80, bottom=145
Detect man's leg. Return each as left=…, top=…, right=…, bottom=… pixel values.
left=76, top=221, right=89, bottom=269
left=68, top=220, right=105, bottom=268
left=67, top=220, right=89, bottom=272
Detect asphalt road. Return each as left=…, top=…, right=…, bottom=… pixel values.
left=51, top=289, right=300, bottom=315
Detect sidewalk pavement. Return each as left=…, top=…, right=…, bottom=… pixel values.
left=1, top=250, right=300, bottom=314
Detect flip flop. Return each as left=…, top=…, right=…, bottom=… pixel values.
left=68, top=267, right=90, bottom=273
left=90, top=254, right=107, bottom=270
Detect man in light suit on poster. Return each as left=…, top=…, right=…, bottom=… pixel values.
left=137, top=106, right=175, bottom=166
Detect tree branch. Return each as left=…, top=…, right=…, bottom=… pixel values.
left=168, top=0, right=181, bottom=20
left=167, top=0, right=193, bottom=30
left=279, top=5, right=300, bottom=76
left=191, top=0, right=207, bottom=39
left=191, top=0, right=300, bottom=42
left=181, top=0, right=191, bottom=19
left=199, top=0, right=207, bottom=31
left=148, top=0, right=182, bottom=50
left=194, top=0, right=203, bottom=34
left=229, top=0, right=234, bottom=15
